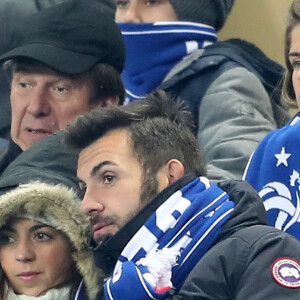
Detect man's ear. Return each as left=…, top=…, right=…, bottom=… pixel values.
left=99, top=96, right=119, bottom=107
left=157, top=159, right=185, bottom=192
left=166, top=159, right=185, bottom=185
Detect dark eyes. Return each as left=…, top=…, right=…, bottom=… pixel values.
left=35, top=232, right=52, bottom=241
left=103, top=175, right=116, bottom=184
left=116, top=0, right=162, bottom=8
left=0, top=235, right=14, bottom=246
left=116, top=0, right=129, bottom=8
left=291, top=59, right=300, bottom=69
left=55, top=85, right=68, bottom=93
left=78, top=173, right=116, bottom=191
left=0, top=232, right=51, bottom=246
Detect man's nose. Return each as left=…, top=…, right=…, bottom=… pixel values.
left=80, top=189, right=105, bottom=217
left=26, top=88, right=51, bottom=117
left=15, top=240, right=35, bottom=262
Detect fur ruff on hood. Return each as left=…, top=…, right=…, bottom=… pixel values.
left=0, top=181, right=102, bottom=299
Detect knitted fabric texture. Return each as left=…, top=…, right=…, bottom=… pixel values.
left=119, top=21, right=217, bottom=102
left=244, top=113, right=300, bottom=240
left=104, top=177, right=235, bottom=299
left=169, top=0, right=235, bottom=31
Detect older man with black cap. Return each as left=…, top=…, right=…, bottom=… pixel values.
left=115, top=0, right=286, bottom=182
left=0, top=0, right=71, bottom=142
left=0, top=0, right=125, bottom=175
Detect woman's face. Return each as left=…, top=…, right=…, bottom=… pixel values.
left=0, top=218, right=74, bottom=296
left=289, top=24, right=300, bottom=108
left=115, top=0, right=178, bottom=23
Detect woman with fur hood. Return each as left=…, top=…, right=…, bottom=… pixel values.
left=0, top=131, right=103, bottom=300
left=0, top=181, right=100, bottom=300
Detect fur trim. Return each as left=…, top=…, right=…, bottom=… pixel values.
left=0, top=181, right=103, bottom=299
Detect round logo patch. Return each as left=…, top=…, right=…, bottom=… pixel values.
left=271, top=257, right=300, bottom=288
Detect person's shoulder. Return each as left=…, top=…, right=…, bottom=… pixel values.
left=0, top=138, right=8, bottom=149
left=227, top=223, right=291, bottom=245
left=174, top=224, right=300, bottom=299
left=0, top=140, right=22, bottom=176
left=206, top=64, right=265, bottom=94
left=217, top=223, right=300, bottom=277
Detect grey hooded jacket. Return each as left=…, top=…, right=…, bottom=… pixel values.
left=160, top=40, right=282, bottom=182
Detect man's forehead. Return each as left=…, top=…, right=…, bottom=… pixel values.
left=78, top=138, right=104, bottom=168
left=77, top=129, right=132, bottom=176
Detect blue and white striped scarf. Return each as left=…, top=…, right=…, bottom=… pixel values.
left=118, top=21, right=217, bottom=103
left=104, top=176, right=235, bottom=299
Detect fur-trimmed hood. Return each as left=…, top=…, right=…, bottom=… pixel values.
left=0, top=181, right=101, bottom=299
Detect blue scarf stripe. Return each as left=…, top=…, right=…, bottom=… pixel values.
left=164, top=191, right=228, bottom=248
left=173, top=207, right=234, bottom=289
left=106, top=263, right=160, bottom=300
left=122, top=29, right=217, bottom=39
left=180, top=176, right=206, bottom=194
left=143, top=181, right=227, bottom=250
left=105, top=278, right=114, bottom=300
left=118, top=255, right=129, bottom=263
left=124, top=21, right=217, bottom=34
left=131, top=248, right=148, bottom=265
left=171, top=210, right=182, bottom=220
left=136, top=267, right=158, bottom=300
left=181, top=206, right=234, bottom=266
left=74, top=279, right=86, bottom=300
left=170, top=198, right=232, bottom=259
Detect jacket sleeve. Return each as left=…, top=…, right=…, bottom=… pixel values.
left=198, top=67, right=276, bottom=182
left=169, top=225, right=300, bottom=299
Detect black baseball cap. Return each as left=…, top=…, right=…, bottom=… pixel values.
left=0, top=0, right=125, bottom=74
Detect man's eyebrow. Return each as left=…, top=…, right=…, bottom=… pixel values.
left=91, top=160, right=117, bottom=177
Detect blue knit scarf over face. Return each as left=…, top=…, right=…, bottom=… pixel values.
left=118, top=22, right=217, bottom=103
left=104, top=177, right=235, bottom=300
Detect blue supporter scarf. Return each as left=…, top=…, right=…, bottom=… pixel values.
left=244, top=113, right=300, bottom=240
left=104, top=177, right=235, bottom=300
left=118, top=21, right=217, bottom=103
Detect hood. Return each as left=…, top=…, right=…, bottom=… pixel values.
left=0, top=131, right=104, bottom=298
left=0, top=131, right=82, bottom=197
left=0, top=181, right=102, bottom=299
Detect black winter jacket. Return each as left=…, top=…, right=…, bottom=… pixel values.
left=93, top=175, right=300, bottom=299
left=0, top=139, right=22, bottom=177
left=0, top=131, right=81, bottom=195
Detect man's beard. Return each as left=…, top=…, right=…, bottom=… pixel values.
left=140, top=169, right=160, bottom=205
left=93, top=172, right=160, bottom=245
left=92, top=210, right=139, bottom=245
